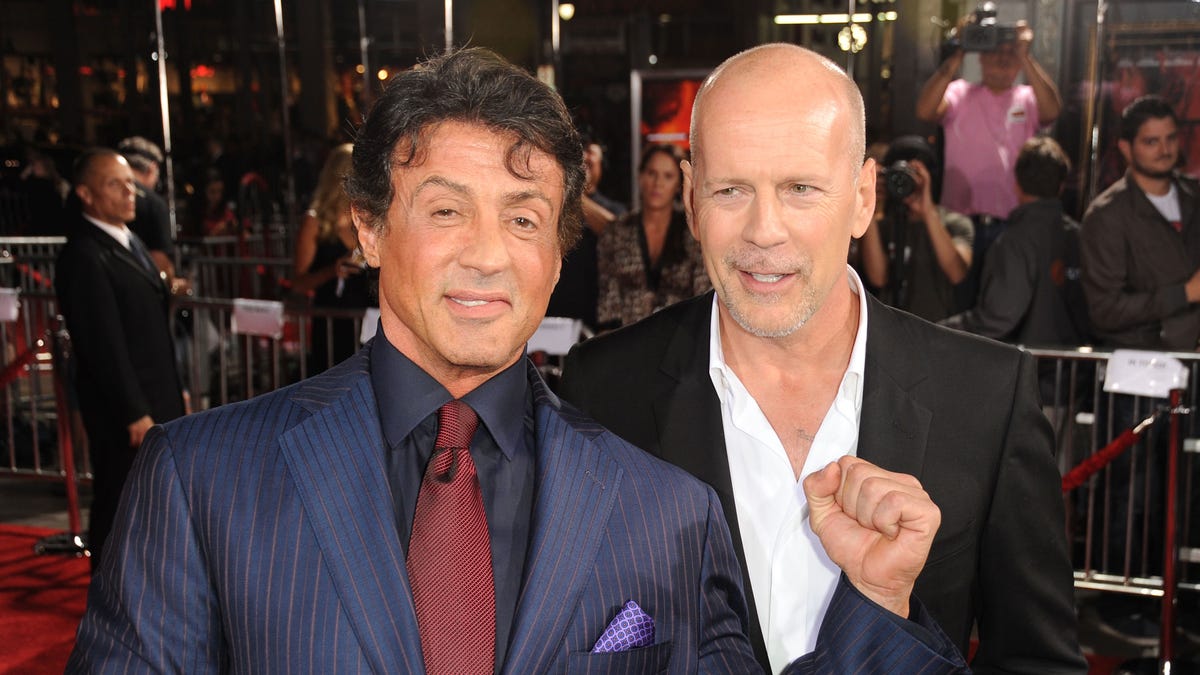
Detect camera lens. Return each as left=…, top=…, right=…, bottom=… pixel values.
left=884, top=161, right=916, bottom=200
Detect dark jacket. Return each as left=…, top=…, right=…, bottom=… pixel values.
left=560, top=292, right=1086, bottom=675
left=943, top=198, right=1087, bottom=347
left=1080, top=171, right=1200, bottom=350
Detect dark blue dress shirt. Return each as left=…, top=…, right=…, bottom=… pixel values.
left=369, top=331, right=536, bottom=672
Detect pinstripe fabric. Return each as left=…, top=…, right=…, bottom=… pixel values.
left=66, top=348, right=761, bottom=674
left=782, top=578, right=967, bottom=675
left=66, top=346, right=966, bottom=674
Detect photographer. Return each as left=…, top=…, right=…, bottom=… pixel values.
left=860, top=136, right=974, bottom=322
left=916, top=3, right=1062, bottom=305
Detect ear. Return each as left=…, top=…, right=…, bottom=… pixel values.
left=681, top=159, right=699, bottom=240
left=352, top=207, right=382, bottom=267
left=851, top=158, right=877, bottom=239
left=75, top=184, right=92, bottom=208
left=1117, top=139, right=1132, bottom=167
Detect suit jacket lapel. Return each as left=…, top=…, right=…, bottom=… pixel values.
left=277, top=366, right=423, bottom=675
left=79, top=220, right=165, bottom=289
left=504, top=366, right=623, bottom=674
left=858, top=298, right=932, bottom=478
left=652, top=293, right=770, bottom=666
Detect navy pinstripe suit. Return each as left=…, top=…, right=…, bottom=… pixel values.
left=68, top=348, right=966, bottom=674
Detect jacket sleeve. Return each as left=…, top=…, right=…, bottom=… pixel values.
left=971, top=352, right=1088, bottom=674
left=698, top=486, right=762, bottom=673
left=65, top=427, right=226, bottom=673
left=781, top=576, right=969, bottom=675
left=1081, top=208, right=1190, bottom=333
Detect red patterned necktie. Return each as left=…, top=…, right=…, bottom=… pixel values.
left=407, top=400, right=495, bottom=674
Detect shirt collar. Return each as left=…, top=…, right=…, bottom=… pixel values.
left=708, top=264, right=869, bottom=415
left=369, top=323, right=529, bottom=461
left=82, top=213, right=132, bottom=250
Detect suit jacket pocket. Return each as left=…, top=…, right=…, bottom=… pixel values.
left=566, top=641, right=672, bottom=674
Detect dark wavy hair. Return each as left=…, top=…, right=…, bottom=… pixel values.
left=1120, top=95, right=1177, bottom=143
left=1015, top=136, right=1070, bottom=199
left=345, top=47, right=584, bottom=253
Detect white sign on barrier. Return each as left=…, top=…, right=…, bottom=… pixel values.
left=528, top=317, right=582, bottom=356
left=359, top=307, right=381, bottom=344
left=1104, top=349, right=1189, bottom=399
left=230, top=298, right=285, bottom=339
left=0, top=288, right=19, bottom=323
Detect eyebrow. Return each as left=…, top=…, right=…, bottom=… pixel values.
left=503, top=189, right=554, bottom=211
left=413, top=175, right=554, bottom=211
left=413, top=175, right=471, bottom=199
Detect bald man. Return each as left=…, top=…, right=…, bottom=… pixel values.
left=562, top=44, right=1085, bottom=674
left=55, top=148, right=185, bottom=569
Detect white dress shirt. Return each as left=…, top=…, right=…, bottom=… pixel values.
left=708, top=265, right=869, bottom=674
left=82, top=213, right=133, bottom=251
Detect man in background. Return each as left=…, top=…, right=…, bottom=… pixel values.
left=55, top=148, right=185, bottom=569
left=917, top=8, right=1062, bottom=305
left=944, top=136, right=1087, bottom=349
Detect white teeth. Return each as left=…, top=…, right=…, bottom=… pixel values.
left=452, top=298, right=488, bottom=307
left=749, top=273, right=784, bottom=283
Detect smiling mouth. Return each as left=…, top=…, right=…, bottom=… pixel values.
left=748, top=272, right=785, bottom=283
left=451, top=297, right=491, bottom=307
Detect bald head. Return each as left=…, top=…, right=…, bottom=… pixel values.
left=690, top=44, right=866, bottom=176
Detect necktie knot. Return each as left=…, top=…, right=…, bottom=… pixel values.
left=436, top=399, right=478, bottom=450
left=430, top=400, right=478, bottom=481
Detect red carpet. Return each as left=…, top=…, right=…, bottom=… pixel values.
left=0, top=524, right=89, bottom=675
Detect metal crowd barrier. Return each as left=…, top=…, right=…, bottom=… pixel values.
left=1031, top=346, right=1199, bottom=666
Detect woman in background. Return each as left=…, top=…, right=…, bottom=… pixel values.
left=595, top=143, right=708, bottom=329
left=291, top=144, right=371, bottom=373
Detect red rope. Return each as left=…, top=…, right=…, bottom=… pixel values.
left=1061, top=426, right=1146, bottom=492
left=0, top=345, right=40, bottom=388
left=15, top=264, right=52, bottom=290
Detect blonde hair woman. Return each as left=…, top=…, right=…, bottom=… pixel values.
left=291, top=143, right=372, bottom=372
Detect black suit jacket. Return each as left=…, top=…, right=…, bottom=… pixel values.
left=56, top=215, right=183, bottom=432
left=56, top=214, right=185, bottom=564
left=561, top=291, right=1086, bottom=674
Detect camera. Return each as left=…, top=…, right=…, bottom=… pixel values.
left=958, top=2, right=1019, bottom=52
left=883, top=161, right=917, bottom=201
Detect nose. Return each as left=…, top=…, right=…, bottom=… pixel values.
left=457, top=217, right=511, bottom=277
left=743, top=194, right=788, bottom=249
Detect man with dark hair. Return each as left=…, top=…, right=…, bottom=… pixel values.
left=69, top=48, right=963, bottom=674
left=859, top=135, right=974, bottom=322
left=55, top=148, right=185, bottom=569
left=1082, top=94, right=1200, bottom=350
left=1078, top=94, right=1200, bottom=638
left=943, top=136, right=1087, bottom=349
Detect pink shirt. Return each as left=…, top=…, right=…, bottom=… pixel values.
left=941, top=78, right=1040, bottom=218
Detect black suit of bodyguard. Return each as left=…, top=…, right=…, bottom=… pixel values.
left=56, top=149, right=184, bottom=568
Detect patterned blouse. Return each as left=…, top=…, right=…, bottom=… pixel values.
left=596, top=208, right=710, bottom=329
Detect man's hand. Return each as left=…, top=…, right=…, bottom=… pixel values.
left=1015, top=20, right=1033, bottom=60
left=1186, top=268, right=1200, bottom=304
left=903, top=159, right=936, bottom=222
left=127, top=415, right=154, bottom=449
left=804, top=456, right=940, bottom=618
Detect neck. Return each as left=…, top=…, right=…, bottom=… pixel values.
left=641, top=205, right=673, bottom=228
left=1132, top=171, right=1172, bottom=197
left=83, top=212, right=125, bottom=229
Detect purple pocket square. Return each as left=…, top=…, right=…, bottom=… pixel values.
left=591, top=600, right=655, bottom=653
